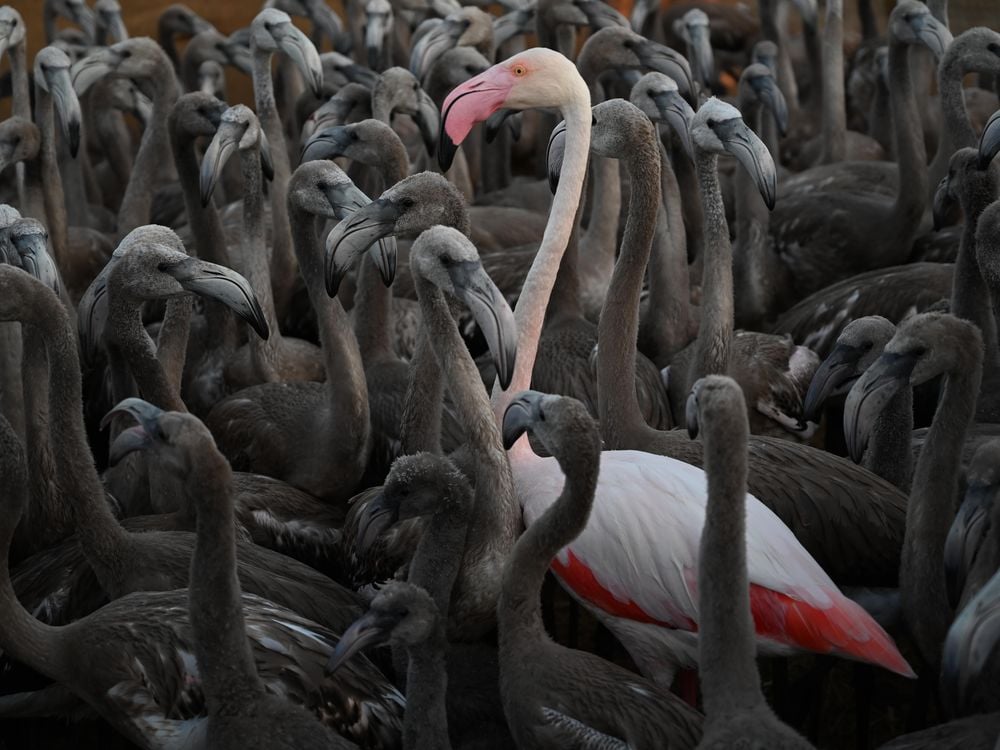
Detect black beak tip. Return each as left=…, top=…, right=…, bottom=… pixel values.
left=327, top=266, right=345, bottom=298
left=686, top=422, right=698, bottom=440
left=437, top=133, right=457, bottom=172
left=69, top=122, right=81, bottom=159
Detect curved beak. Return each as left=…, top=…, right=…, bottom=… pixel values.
left=492, top=8, right=534, bottom=47
left=630, top=38, right=695, bottom=101
left=102, top=398, right=164, bottom=466
left=279, top=23, right=324, bottom=97
left=325, top=610, right=393, bottom=676
left=448, top=260, right=517, bottom=390
left=546, top=120, right=567, bottom=194
left=355, top=491, right=400, bottom=556
left=224, top=36, right=254, bottom=76
left=941, top=567, right=1000, bottom=717
left=629, top=0, right=655, bottom=33
left=802, top=342, right=865, bottom=422
left=325, top=197, right=401, bottom=296
left=69, top=1, right=97, bottom=43
left=790, top=0, right=818, bottom=29
left=411, top=21, right=456, bottom=81
left=414, top=89, right=440, bottom=156
left=71, top=47, right=117, bottom=97
left=301, top=125, right=354, bottom=163
left=200, top=128, right=240, bottom=207
left=576, top=0, right=629, bottom=30
left=932, top=174, right=955, bottom=232
left=78, top=258, right=116, bottom=367
left=100, top=10, right=129, bottom=44
left=128, top=84, right=153, bottom=127
left=911, top=11, right=953, bottom=60
left=502, top=390, right=544, bottom=449
left=684, top=380, right=705, bottom=439
left=162, top=257, right=270, bottom=340
left=485, top=108, right=521, bottom=144
left=750, top=73, right=788, bottom=137
left=843, top=350, right=919, bottom=463
left=307, top=0, right=352, bottom=54
left=943, top=484, right=995, bottom=610
left=978, top=110, right=1000, bottom=170
left=687, top=23, right=714, bottom=88
left=365, top=13, right=389, bottom=70
left=649, top=89, right=694, bottom=161
left=439, top=64, right=515, bottom=171
left=259, top=130, right=274, bottom=181
left=10, top=223, right=60, bottom=295
left=716, top=117, right=776, bottom=210
left=47, top=65, right=83, bottom=158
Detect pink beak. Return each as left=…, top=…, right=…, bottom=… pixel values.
left=438, top=65, right=515, bottom=171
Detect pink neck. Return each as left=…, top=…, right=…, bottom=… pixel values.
left=491, top=88, right=592, bottom=421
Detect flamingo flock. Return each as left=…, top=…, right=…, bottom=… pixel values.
left=0, top=0, right=999, bottom=748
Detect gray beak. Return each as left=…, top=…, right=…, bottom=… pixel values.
left=932, top=174, right=955, bottom=232
left=716, top=117, right=776, bottom=210
left=224, top=37, right=254, bottom=75
left=411, top=21, right=455, bottom=80
left=801, top=342, right=865, bottom=423
left=365, top=14, right=389, bottom=70
left=843, top=350, right=920, bottom=463
left=502, top=390, right=544, bottom=449
left=101, top=9, right=129, bottom=44
left=102, top=397, right=165, bottom=466
left=69, top=1, right=97, bottom=43
left=280, top=23, right=324, bottom=97
left=414, top=89, right=440, bottom=156
left=629, top=37, right=695, bottom=101
left=71, top=48, right=117, bottom=97
left=78, top=257, right=118, bottom=367
left=687, top=23, right=714, bottom=88
left=649, top=88, right=695, bottom=161
left=485, top=109, right=521, bottom=144
left=492, top=8, right=535, bottom=47
left=749, top=72, right=788, bottom=137
left=629, top=0, right=655, bottom=34
left=200, top=130, right=239, bottom=207
left=301, top=125, right=355, bottom=163
left=354, top=491, right=400, bottom=556
left=325, top=611, right=393, bottom=675
left=684, top=381, right=702, bottom=439
left=912, top=11, right=953, bottom=60
left=447, top=260, right=517, bottom=390
left=546, top=120, right=567, bottom=194
left=10, top=222, right=60, bottom=295
left=162, top=257, right=270, bottom=340
left=978, top=110, right=1000, bottom=170
left=943, top=483, right=995, bottom=610
left=940, top=567, right=1000, bottom=717
left=576, top=0, right=629, bottom=30
left=325, top=197, right=402, bottom=296
left=48, top=65, right=83, bottom=157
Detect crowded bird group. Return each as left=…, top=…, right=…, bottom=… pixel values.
left=0, top=0, right=998, bottom=747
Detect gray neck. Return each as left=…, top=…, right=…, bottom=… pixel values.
left=929, top=44, right=979, bottom=192
left=692, top=149, right=732, bottom=382
left=156, top=297, right=194, bottom=398
left=252, top=46, right=296, bottom=318
left=820, top=0, right=846, bottom=163
left=240, top=141, right=281, bottom=382
left=888, top=35, right=929, bottom=232
left=902, top=339, right=982, bottom=670
left=698, top=396, right=764, bottom=717
left=118, top=70, right=179, bottom=240
left=409, top=482, right=472, bottom=619
left=598, top=135, right=662, bottom=446
left=400, top=330, right=444, bottom=455
left=864, top=389, right=913, bottom=491
left=33, top=83, right=68, bottom=264
left=189, top=448, right=264, bottom=714
left=403, top=626, right=451, bottom=750
left=109, top=294, right=186, bottom=411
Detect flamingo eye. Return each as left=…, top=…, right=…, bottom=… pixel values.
left=511, top=63, right=527, bottom=77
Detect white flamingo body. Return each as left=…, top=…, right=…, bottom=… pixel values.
left=513, top=447, right=913, bottom=676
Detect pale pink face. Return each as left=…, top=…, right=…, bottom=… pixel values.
left=440, top=58, right=532, bottom=146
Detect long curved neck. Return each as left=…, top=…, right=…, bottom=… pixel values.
left=0, top=416, right=66, bottom=682
left=252, top=46, right=295, bottom=317
left=597, top=135, right=661, bottom=446
left=156, top=297, right=194, bottom=398
left=109, top=294, right=186, bottom=411
left=290, top=203, right=369, bottom=426
left=692, top=148, right=732, bottom=382
left=403, top=618, right=450, bottom=750
left=409, top=486, right=472, bottom=618
left=864, top=388, right=913, bottom=491
left=499, top=437, right=599, bottom=643
left=416, top=275, right=519, bottom=584
left=698, top=402, right=763, bottom=717
left=401, top=331, right=444, bottom=455
left=33, top=83, right=68, bottom=264
left=118, top=70, right=179, bottom=240
left=491, top=86, right=591, bottom=420
left=578, top=155, right=621, bottom=297
left=759, top=0, right=800, bottom=120
left=170, top=124, right=229, bottom=265
left=952, top=178, right=999, bottom=371
left=43, top=287, right=134, bottom=589
left=734, top=96, right=774, bottom=330
left=888, top=35, right=929, bottom=231
left=930, top=47, right=978, bottom=190
left=640, top=138, right=691, bottom=366
left=189, top=447, right=263, bottom=714
left=240, top=143, right=281, bottom=382
left=820, top=0, right=846, bottom=163
left=902, top=342, right=982, bottom=669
